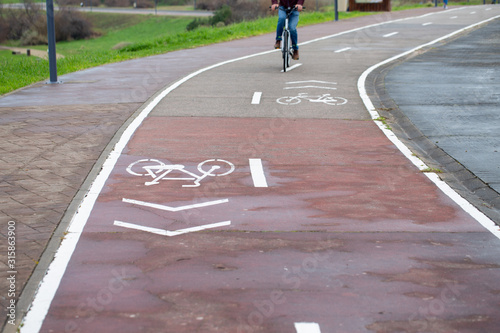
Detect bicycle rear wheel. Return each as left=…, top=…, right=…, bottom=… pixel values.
left=282, top=30, right=289, bottom=72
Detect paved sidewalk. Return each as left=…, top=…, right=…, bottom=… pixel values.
left=1, top=7, right=498, bottom=332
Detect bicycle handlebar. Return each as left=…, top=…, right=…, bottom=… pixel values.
left=269, top=5, right=305, bottom=10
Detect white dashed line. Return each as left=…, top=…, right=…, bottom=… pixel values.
left=422, top=22, right=433, bottom=26
left=295, top=322, right=321, bottom=333
left=249, top=158, right=268, bottom=187
left=335, top=47, right=351, bottom=53
left=251, top=91, right=262, bottom=104
left=281, top=63, right=302, bottom=72
left=383, top=31, right=399, bottom=38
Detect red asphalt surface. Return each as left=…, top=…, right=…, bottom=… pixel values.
left=18, top=6, right=500, bottom=333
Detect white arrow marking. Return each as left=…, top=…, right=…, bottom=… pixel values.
left=286, top=80, right=336, bottom=84
left=284, top=86, right=337, bottom=90
left=249, top=158, right=268, bottom=187
left=294, top=322, right=321, bottom=333
left=122, top=198, right=229, bottom=211
left=114, top=220, right=231, bottom=236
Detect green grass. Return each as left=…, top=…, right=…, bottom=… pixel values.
left=0, top=50, right=50, bottom=94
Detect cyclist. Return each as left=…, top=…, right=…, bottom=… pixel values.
left=271, top=0, right=304, bottom=60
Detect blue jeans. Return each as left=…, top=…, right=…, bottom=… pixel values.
left=276, top=7, right=300, bottom=50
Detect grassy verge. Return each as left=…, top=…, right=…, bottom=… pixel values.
left=0, top=50, right=50, bottom=94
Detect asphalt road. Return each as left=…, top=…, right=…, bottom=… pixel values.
left=383, top=18, right=500, bottom=220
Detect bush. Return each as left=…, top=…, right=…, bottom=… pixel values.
left=2, top=2, right=95, bottom=44
left=20, top=29, right=47, bottom=45
left=55, top=8, right=94, bottom=41
left=196, top=0, right=222, bottom=10
left=134, top=0, right=155, bottom=8
left=104, top=0, right=130, bottom=7
left=57, top=0, right=100, bottom=6
left=4, top=1, right=44, bottom=40
left=188, top=0, right=270, bottom=31
left=210, top=4, right=231, bottom=25
left=186, top=18, right=208, bottom=31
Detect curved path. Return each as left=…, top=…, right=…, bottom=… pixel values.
left=1, top=6, right=500, bottom=333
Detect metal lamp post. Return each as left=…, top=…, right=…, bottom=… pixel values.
left=46, top=0, right=58, bottom=83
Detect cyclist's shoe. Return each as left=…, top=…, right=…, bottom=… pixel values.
left=292, top=49, right=299, bottom=60
left=274, top=40, right=281, bottom=49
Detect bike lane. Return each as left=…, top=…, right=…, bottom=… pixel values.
left=23, top=6, right=500, bottom=333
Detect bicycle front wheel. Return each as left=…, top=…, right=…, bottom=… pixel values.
left=282, top=30, right=289, bottom=72
left=198, top=159, right=235, bottom=177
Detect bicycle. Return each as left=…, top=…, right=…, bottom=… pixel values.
left=126, top=158, right=235, bottom=187
left=272, top=6, right=302, bottom=72
left=277, top=93, right=348, bottom=106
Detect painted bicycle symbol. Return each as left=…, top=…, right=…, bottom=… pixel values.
left=126, top=158, right=235, bottom=187
left=277, top=93, right=347, bottom=106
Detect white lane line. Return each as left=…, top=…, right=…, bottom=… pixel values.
left=335, top=47, right=351, bottom=53
left=422, top=22, right=433, bottom=26
left=284, top=85, right=336, bottom=90
left=114, top=220, right=231, bottom=236
left=451, top=16, right=458, bottom=19
left=251, top=92, right=262, bottom=104
left=383, top=31, right=399, bottom=38
left=286, top=80, right=336, bottom=84
left=249, top=158, right=268, bottom=187
left=358, top=14, right=500, bottom=241
left=295, top=322, right=321, bottom=333
left=470, top=11, right=476, bottom=14
left=281, top=63, right=302, bottom=72
left=122, top=198, right=229, bottom=211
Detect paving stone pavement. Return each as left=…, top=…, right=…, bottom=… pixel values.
left=0, top=103, right=141, bottom=325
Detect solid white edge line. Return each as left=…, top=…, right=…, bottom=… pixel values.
left=251, top=91, right=262, bottom=104
left=249, top=158, right=268, bottom=187
left=21, top=9, right=500, bottom=332
left=294, top=322, right=322, bottom=333
left=358, top=14, right=500, bottom=241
